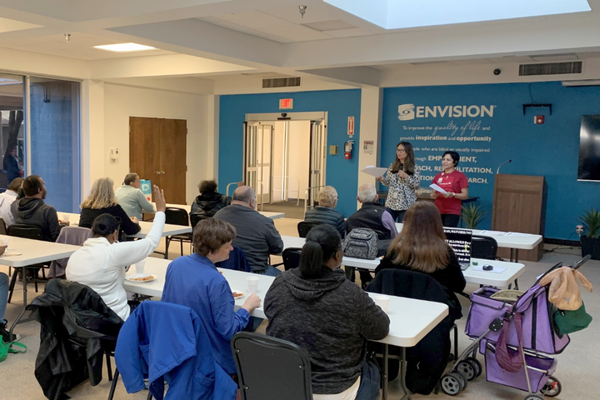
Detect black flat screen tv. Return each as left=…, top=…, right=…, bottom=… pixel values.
left=578, top=115, right=600, bottom=181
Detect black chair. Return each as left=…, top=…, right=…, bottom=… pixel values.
left=190, top=213, right=206, bottom=229
left=215, top=246, right=251, bottom=272
left=231, top=332, right=312, bottom=400
left=7, top=224, right=48, bottom=301
left=297, top=221, right=322, bottom=238
left=282, top=248, right=302, bottom=271
left=471, top=235, right=498, bottom=260
left=164, top=207, right=192, bottom=259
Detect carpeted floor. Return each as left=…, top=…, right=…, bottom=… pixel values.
left=1, top=218, right=597, bottom=400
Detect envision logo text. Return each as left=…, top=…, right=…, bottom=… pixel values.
left=398, top=104, right=496, bottom=121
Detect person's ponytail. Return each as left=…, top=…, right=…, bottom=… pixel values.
left=298, top=224, right=342, bottom=279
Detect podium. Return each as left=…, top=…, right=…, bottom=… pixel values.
left=492, top=174, right=546, bottom=261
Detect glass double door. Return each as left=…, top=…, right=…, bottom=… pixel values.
left=244, top=120, right=326, bottom=208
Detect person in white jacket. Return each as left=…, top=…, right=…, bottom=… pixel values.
left=66, top=185, right=167, bottom=321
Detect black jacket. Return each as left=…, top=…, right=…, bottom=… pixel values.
left=376, top=247, right=466, bottom=320
left=190, top=192, right=231, bottom=220
left=367, top=269, right=453, bottom=395
left=304, top=206, right=345, bottom=238
left=79, top=204, right=141, bottom=236
left=345, top=202, right=391, bottom=240
left=265, top=267, right=389, bottom=394
left=27, top=279, right=123, bottom=400
left=11, top=197, right=61, bottom=241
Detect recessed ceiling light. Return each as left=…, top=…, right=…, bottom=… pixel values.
left=94, top=43, right=156, bottom=52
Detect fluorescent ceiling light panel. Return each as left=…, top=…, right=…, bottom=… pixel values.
left=94, top=43, right=156, bottom=52
left=325, top=0, right=591, bottom=29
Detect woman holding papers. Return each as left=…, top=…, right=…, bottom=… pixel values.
left=430, top=151, right=469, bottom=227
left=377, top=141, right=421, bottom=222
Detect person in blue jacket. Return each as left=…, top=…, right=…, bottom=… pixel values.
left=162, top=218, right=261, bottom=376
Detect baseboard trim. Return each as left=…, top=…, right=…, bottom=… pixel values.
left=544, top=238, right=581, bottom=247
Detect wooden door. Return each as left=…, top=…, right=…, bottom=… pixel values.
left=129, top=117, right=187, bottom=204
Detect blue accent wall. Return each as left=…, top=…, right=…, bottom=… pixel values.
left=219, top=90, right=361, bottom=217
left=382, top=81, right=600, bottom=240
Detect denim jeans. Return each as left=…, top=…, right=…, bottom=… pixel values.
left=385, top=208, right=406, bottom=223
left=0, top=272, right=8, bottom=322
left=355, top=357, right=381, bottom=400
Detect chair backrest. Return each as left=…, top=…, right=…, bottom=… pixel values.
left=231, top=332, right=312, bottom=400
left=190, top=213, right=208, bottom=229
left=282, top=248, right=302, bottom=271
left=215, top=246, right=252, bottom=272
left=297, top=221, right=321, bottom=238
left=471, top=235, right=498, bottom=260
left=55, top=226, right=93, bottom=245
left=8, top=224, right=44, bottom=240
left=0, top=217, right=6, bottom=235
left=165, top=207, right=189, bottom=226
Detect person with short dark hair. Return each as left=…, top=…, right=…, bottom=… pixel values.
left=162, top=218, right=261, bottom=378
left=115, top=173, right=155, bottom=220
left=190, top=179, right=231, bottom=223
left=66, top=185, right=167, bottom=321
left=0, top=177, right=24, bottom=226
left=430, top=151, right=469, bottom=227
left=214, top=186, right=284, bottom=275
left=265, top=225, right=389, bottom=399
left=11, top=175, right=61, bottom=241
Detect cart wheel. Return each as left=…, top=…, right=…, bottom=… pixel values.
left=524, top=395, right=544, bottom=400
left=440, top=374, right=461, bottom=396
left=540, top=376, right=562, bottom=397
left=466, top=357, right=483, bottom=378
left=456, top=360, right=476, bottom=381
left=454, top=370, right=468, bottom=391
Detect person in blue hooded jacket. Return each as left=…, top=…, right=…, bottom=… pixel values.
left=162, top=218, right=261, bottom=376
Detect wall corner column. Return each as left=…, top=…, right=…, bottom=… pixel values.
left=207, top=94, right=220, bottom=182
left=357, top=86, right=383, bottom=209
left=81, top=80, right=105, bottom=199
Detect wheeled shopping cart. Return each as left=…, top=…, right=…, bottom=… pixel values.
left=440, top=257, right=589, bottom=399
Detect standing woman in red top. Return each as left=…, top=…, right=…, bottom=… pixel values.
left=431, top=151, right=469, bottom=227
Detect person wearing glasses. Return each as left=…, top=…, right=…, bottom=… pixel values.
left=377, top=141, right=421, bottom=222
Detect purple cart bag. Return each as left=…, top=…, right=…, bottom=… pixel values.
left=465, top=284, right=570, bottom=355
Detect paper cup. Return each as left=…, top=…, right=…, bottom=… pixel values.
left=374, top=295, right=390, bottom=313
left=0, top=237, right=9, bottom=247
left=62, top=214, right=71, bottom=222
left=247, top=276, right=260, bottom=294
left=135, top=259, right=146, bottom=275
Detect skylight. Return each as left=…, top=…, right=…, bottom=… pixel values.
left=94, top=43, right=156, bottom=52
left=324, top=0, right=591, bottom=30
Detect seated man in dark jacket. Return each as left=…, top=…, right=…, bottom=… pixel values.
left=345, top=183, right=398, bottom=287
left=304, top=186, right=345, bottom=237
left=190, top=180, right=231, bottom=224
left=11, top=175, right=61, bottom=242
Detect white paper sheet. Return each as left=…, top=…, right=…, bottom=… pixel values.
left=429, top=183, right=447, bottom=194
left=471, top=266, right=506, bottom=274
left=361, top=166, right=388, bottom=177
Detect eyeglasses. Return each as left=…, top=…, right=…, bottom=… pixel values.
left=396, top=149, right=406, bottom=153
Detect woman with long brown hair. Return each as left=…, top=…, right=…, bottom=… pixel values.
left=377, top=141, right=421, bottom=222
left=375, top=201, right=466, bottom=319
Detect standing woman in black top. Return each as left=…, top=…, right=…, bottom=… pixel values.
left=79, top=177, right=141, bottom=236
left=377, top=141, right=421, bottom=222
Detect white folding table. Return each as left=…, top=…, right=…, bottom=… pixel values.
left=123, top=257, right=448, bottom=400
left=146, top=203, right=286, bottom=220
left=0, top=235, right=81, bottom=341
left=281, top=235, right=525, bottom=288
left=395, top=223, right=543, bottom=263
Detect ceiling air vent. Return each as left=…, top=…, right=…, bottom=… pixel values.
left=262, top=77, right=301, bottom=88
left=519, top=61, right=582, bottom=76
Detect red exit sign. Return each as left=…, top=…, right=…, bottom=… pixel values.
left=279, top=98, right=293, bottom=109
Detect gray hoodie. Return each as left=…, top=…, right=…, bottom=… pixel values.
left=11, top=197, right=61, bottom=241
left=265, top=268, right=389, bottom=394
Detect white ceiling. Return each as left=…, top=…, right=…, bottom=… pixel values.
left=0, top=0, right=599, bottom=86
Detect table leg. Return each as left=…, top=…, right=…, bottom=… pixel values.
left=382, top=344, right=389, bottom=400
left=510, top=248, right=514, bottom=262
left=9, top=266, right=29, bottom=342
left=400, top=347, right=411, bottom=400
left=514, top=249, right=519, bottom=263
